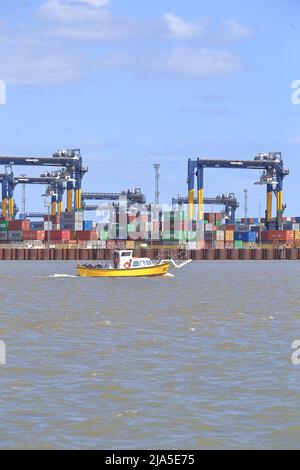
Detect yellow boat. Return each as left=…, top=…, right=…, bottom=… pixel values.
left=76, top=249, right=170, bottom=278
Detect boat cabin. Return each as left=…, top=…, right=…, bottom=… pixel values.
left=113, top=250, right=154, bottom=269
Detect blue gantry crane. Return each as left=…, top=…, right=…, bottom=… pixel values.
left=172, top=193, right=239, bottom=224
left=0, top=169, right=75, bottom=217
left=187, top=152, right=288, bottom=229
left=82, top=188, right=146, bottom=209
left=0, top=149, right=87, bottom=216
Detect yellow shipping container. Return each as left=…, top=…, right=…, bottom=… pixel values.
left=225, top=230, right=234, bottom=241
left=125, top=240, right=135, bottom=249
left=295, top=231, right=300, bottom=241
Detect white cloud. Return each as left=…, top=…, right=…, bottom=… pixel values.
left=162, top=12, right=203, bottom=39
left=39, top=0, right=109, bottom=22
left=38, top=2, right=253, bottom=44
left=0, top=3, right=250, bottom=86
left=151, top=47, right=242, bottom=78
left=0, top=35, right=84, bottom=85
left=221, top=18, right=253, bottom=41
left=38, top=0, right=137, bottom=39
left=161, top=13, right=252, bottom=43
left=74, top=0, right=109, bottom=7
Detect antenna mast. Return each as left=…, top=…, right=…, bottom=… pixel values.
left=154, top=163, right=160, bottom=205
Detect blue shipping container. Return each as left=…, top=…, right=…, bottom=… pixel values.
left=30, top=222, right=44, bottom=230
left=83, top=221, right=93, bottom=230
left=234, top=231, right=257, bottom=242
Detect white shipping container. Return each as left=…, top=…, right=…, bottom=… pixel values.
left=292, top=223, right=300, bottom=231
left=216, top=230, right=225, bottom=241
left=238, top=225, right=250, bottom=232
left=75, top=213, right=84, bottom=221
left=205, top=223, right=213, bottom=231
left=187, top=241, right=197, bottom=250
left=44, top=222, right=52, bottom=230
left=95, top=240, right=106, bottom=249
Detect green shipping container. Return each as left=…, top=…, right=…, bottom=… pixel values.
left=0, top=221, right=8, bottom=231
left=234, top=240, right=243, bottom=248
left=128, top=223, right=138, bottom=232
left=165, top=211, right=188, bottom=222
left=161, top=230, right=187, bottom=242
left=100, top=231, right=109, bottom=241
left=173, top=230, right=187, bottom=241
left=186, top=230, right=196, bottom=241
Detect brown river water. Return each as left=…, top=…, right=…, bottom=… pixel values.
left=0, top=260, right=300, bottom=449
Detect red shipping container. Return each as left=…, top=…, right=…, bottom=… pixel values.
left=152, top=221, right=160, bottom=232
left=76, top=230, right=98, bottom=241
left=261, top=230, right=294, bottom=242
left=226, top=224, right=235, bottom=231
left=225, top=241, right=234, bottom=249
left=9, top=220, right=31, bottom=231
left=196, top=240, right=206, bottom=249
left=45, top=230, right=71, bottom=241
left=128, top=214, right=139, bottom=224
left=23, top=230, right=45, bottom=241
left=107, top=240, right=116, bottom=249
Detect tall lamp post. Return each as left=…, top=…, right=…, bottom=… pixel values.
left=42, top=192, right=53, bottom=248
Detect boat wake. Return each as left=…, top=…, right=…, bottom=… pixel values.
left=49, top=274, right=77, bottom=278
left=163, top=272, right=174, bottom=278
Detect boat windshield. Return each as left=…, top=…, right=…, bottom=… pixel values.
left=130, top=259, right=153, bottom=268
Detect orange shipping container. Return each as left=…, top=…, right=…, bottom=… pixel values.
left=215, top=241, right=225, bottom=249
left=107, top=240, right=117, bottom=249
left=23, top=230, right=45, bottom=241
left=294, top=231, right=300, bottom=241
left=261, top=230, right=294, bottom=242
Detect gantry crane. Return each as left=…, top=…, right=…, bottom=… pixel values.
left=82, top=188, right=146, bottom=208
left=0, top=149, right=87, bottom=215
left=187, top=152, right=288, bottom=229
left=0, top=170, right=75, bottom=217
left=172, top=193, right=239, bottom=223
left=0, top=167, right=14, bottom=217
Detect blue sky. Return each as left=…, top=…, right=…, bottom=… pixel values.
left=0, top=0, right=299, bottom=217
